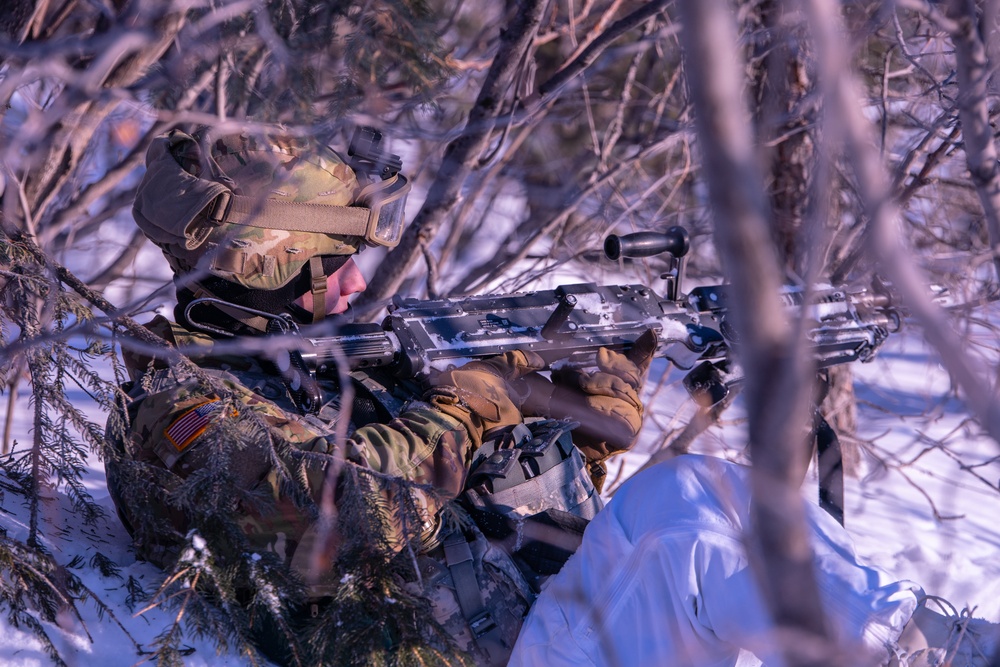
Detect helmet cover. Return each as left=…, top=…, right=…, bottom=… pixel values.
left=133, top=130, right=366, bottom=292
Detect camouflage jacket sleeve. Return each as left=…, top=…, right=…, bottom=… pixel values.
left=344, top=405, right=475, bottom=501
left=122, top=316, right=477, bottom=502
left=120, top=361, right=477, bottom=573
left=128, top=374, right=475, bottom=481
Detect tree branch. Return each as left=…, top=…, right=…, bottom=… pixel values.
left=944, top=0, right=1000, bottom=283
left=356, top=0, right=549, bottom=307
left=678, top=1, right=837, bottom=664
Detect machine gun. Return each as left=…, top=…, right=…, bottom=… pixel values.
left=290, top=225, right=900, bottom=524
left=296, top=226, right=901, bottom=410
left=187, top=225, right=898, bottom=522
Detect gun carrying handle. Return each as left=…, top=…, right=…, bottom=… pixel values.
left=604, top=227, right=690, bottom=301
left=603, top=227, right=690, bottom=260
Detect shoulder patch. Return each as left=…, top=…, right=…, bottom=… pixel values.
left=164, top=398, right=226, bottom=452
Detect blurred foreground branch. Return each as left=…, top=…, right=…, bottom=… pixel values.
left=677, top=1, right=837, bottom=665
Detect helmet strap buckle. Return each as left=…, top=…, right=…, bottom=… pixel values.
left=208, top=191, right=234, bottom=224
left=309, top=256, right=327, bottom=324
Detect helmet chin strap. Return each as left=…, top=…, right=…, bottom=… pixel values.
left=188, top=285, right=274, bottom=333
left=308, top=255, right=327, bottom=325
left=180, top=254, right=349, bottom=333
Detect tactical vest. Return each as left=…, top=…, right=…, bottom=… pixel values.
left=414, top=418, right=604, bottom=666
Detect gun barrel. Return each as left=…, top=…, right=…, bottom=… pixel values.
left=300, top=324, right=400, bottom=370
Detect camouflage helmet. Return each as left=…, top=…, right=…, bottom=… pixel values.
left=132, top=129, right=410, bottom=326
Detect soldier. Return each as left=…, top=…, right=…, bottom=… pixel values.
left=108, top=128, right=997, bottom=667
left=106, top=128, right=653, bottom=666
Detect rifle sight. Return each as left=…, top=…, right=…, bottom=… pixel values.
left=604, top=226, right=690, bottom=260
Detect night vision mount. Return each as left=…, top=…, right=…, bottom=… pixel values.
left=348, top=126, right=403, bottom=181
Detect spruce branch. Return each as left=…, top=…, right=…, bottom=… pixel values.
left=1, top=229, right=195, bottom=374
left=0, top=531, right=141, bottom=665
left=299, top=467, right=473, bottom=666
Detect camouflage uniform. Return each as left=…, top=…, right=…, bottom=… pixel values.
left=108, top=314, right=534, bottom=664
left=108, top=129, right=535, bottom=666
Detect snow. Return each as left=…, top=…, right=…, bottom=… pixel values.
left=613, top=319, right=1000, bottom=621
left=2, top=308, right=999, bottom=665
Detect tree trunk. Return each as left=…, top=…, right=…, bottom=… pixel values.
left=677, top=1, right=838, bottom=664
left=752, top=0, right=859, bottom=464
left=946, top=0, right=1000, bottom=285
left=751, top=0, right=814, bottom=276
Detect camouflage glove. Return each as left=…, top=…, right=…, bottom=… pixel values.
left=524, top=330, right=657, bottom=491
left=426, top=350, right=546, bottom=447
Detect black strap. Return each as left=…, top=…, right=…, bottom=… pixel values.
left=815, top=412, right=845, bottom=526
left=511, top=509, right=588, bottom=578
left=442, top=531, right=508, bottom=666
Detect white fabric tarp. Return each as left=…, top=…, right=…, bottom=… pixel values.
left=509, top=455, right=921, bottom=667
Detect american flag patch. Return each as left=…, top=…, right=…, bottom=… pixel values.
left=164, top=399, right=224, bottom=452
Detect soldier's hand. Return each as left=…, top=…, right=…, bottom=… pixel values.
left=426, top=350, right=545, bottom=446
left=529, top=330, right=657, bottom=491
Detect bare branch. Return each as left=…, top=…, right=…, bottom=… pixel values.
left=944, top=0, right=1000, bottom=282
left=356, top=0, right=549, bottom=307
left=802, top=0, right=1000, bottom=449
left=678, top=1, right=836, bottom=662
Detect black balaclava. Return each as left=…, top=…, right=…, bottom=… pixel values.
left=177, top=254, right=352, bottom=336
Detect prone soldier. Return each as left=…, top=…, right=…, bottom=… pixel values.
left=106, top=127, right=653, bottom=665
left=107, top=127, right=998, bottom=667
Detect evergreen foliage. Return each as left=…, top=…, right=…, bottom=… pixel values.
left=0, top=236, right=132, bottom=662
left=102, top=327, right=469, bottom=665
left=0, top=531, right=90, bottom=667
left=102, top=376, right=301, bottom=664
left=304, top=468, right=473, bottom=667
left=3, top=0, right=1000, bottom=664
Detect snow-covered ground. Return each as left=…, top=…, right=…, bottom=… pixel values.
left=2, top=305, right=999, bottom=666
